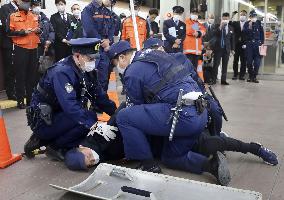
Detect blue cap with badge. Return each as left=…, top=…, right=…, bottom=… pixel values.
left=143, top=38, right=164, bottom=49
left=69, top=38, right=101, bottom=59
left=108, top=41, right=134, bottom=60
left=249, top=10, right=257, bottom=17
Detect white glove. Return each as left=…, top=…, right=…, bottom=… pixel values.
left=182, top=92, right=203, bottom=101
left=88, top=122, right=118, bottom=142
left=242, top=45, right=246, bottom=49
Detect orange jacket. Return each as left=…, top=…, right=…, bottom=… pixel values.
left=121, top=16, right=147, bottom=49
left=183, top=19, right=206, bottom=55
left=9, top=11, right=40, bottom=49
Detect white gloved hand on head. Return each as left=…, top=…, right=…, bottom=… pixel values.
left=242, top=45, right=246, bottom=49
left=88, top=122, right=118, bottom=142
left=182, top=91, right=203, bottom=101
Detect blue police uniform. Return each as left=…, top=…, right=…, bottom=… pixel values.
left=109, top=41, right=208, bottom=173
left=25, top=38, right=116, bottom=155
left=81, top=0, right=120, bottom=91
left=243, top=11, right=264, bottom=81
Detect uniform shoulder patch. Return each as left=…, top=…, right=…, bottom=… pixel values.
left=65, top=83, right=74, bottom=93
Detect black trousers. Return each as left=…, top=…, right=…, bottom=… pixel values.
left=186, top=54, right=199, bottom=70
left=194, top=131, right=259, bottom=157
left=233, top=43, right=246, bottom=78
left=1, top=47, right=16, bottom=98
left=213, top=48, right=230, bottom=82
left=54, top=42, right=72, bottom=62
left=14, top=46, right=38, bottom=104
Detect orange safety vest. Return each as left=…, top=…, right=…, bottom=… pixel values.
left=9, top=11, right=40, bottom=49
left=121, top=16, right=147, bottom=49
left=183, top=18, right=206, bottom=55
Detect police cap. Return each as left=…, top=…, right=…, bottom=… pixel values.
left=143, top=38, right=164, bottom=49
left=172, top=6, right=184, bottom=14
left=108, top=41, right=134, bottom=60
left=69, top=38, right=101, bottom=59
left=64, top=149, right=87, bottom=171
left=249, top=10, right=257, bottom=17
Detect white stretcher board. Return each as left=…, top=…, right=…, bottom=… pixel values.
left=50, top=163, right=262, bottom=200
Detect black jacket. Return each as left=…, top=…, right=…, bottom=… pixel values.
left=213, top=24, right=235, bottom=53
left=66, top=16, right=84, bottom=40
left=0, top=3, right=18, bottom=49
left=230, top=21, right=246, bottom=46
left=146, top=17, right=159, bottom=37
left=50, top=12, right=72, bottom=43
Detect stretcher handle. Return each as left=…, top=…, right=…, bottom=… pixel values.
left=121, top=186, right=151, bottom=197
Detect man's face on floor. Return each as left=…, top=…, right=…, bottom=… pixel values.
left=78, top=146, right=96, bottom=167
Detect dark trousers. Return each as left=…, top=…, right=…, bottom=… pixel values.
left=246, top=41, right=262, bottom=79
left=233, top=43, right=246, bottom=78
left=54, top=42, right=72, bottom=62
left=1, top=47, right=16, bottom=98
left=14, top=46, right=38, bottom=104
left=186, top=54, right=199, bottom=70
left=213, top=48, right=229, bottom=82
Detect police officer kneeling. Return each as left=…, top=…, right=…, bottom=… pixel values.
left=24, top=38, right=118, bottom=158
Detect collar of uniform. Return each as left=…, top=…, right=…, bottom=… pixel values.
left=130, top=51, right=136, bottom=64
left=91, top=1, right=101, bottom=8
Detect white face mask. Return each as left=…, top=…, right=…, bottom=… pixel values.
left=240, top=16, right=247, bottom=22
left=190, top=14, right=198, bottom=21
left=134, top=10, right=139, bottom=16
left=73, top=10, right=81, bottom=18
left=32, top=6, right=41, bottom=15
left=57, top=5, right=65, bottom=13
left=208, top=18, right=214, bottom=24
left=91, top=150, right=100, bottom=165
left=173, top=15, right=182, bottom=22
left=84, top=61, right=96, bottom=72
left=251, top=17, right=257, bottom=22
left=222, top=20, right=229, bottom=25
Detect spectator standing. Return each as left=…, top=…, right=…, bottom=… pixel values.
left=8, top=0, right=40, bottom=108
left=146, top=8, right=159, bottom=38
left=67, top=3, right=83, bottom=40
left=50, top=0, right=72, bottom=62
left=163, top=6, right=186, bottom=53
left=231, top=10, right=247, bottom=80
left=212, top=12, right=235, bottom=85
left=0, top=0, right=18, bottom=100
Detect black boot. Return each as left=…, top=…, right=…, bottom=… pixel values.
left=204, top=152, right=231, bottom=186
left=45, top=146, right=66, bottom=161
left=17, top=100, right=26, bottom=109
left=24, top=133, right=42, bottom=158
left=136, top=160, right=162, bottom=173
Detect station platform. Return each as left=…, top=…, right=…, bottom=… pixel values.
left=0, top=79, right=283, bottom=200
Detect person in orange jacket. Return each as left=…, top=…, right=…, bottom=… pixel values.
left=183, top=8, right=206, bottom=70
left=7, top=0, right=40, bottom=108
left=121, top=1, right=147, bottom=49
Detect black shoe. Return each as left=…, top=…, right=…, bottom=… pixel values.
left=252, top=78, right=259, bottom=83
left=210, top=152, right=231, bottom=186
left=239, top=77, right=245, bottom=80
left=45, top=146, right=65, bottom=161
left=24, top=133, right=42, bottom=159
left=136, top=161, right=162, bottom=174
left=247, top=78, right=252, bottom=82
left=221, top=81, right=230, bottom=85
left=232, top=76, right=238, bottom=80
left=17, top=101, right=26, bottom=109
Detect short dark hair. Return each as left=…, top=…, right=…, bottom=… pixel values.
left=149, top=8, right=159, bottom=16
left=114, top=49, right=136, bottom=60
left=222, top=12, right=230, bottom=17
left=240, top=10, right=247, bottom=14
left=71, top=4, right=80, bottom=11
left=55, top=0, right=66, bottom=5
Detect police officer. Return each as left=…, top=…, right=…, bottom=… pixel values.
left=163, top=6, right=186, bottom=53
left=7, top=0, right=41, bottom=108
left=243, top=10, right=264, bottom=83
left=81, top=0, right=120, bottom=91
left=121, top=1, right=147, bottom=48
left=24, top=38, right=118, bottom=158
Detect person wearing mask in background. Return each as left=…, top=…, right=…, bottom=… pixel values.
left=50, top=0, right=72, bottom=62
left=183, top=8, right=206, bottom=70
left=0, top=0, right=18, bottom=100
left=81, top=0, right=121, bottom=91
left=7, top=0, right=41, bottom=108
left=146, top=8, right=159, bottom=38
left=231, top=10, right=247, bottom=81
left=212, top=12, right=235, bottom=85
left=31, top=0, right=55, bottom=70
left=121, top=1, right=147, bottom=49
left=203, top=14, right=216, bottom=46
left=66, top=3, right=83, bottom=40
left=163, top=6, right=186, bottom=53
left=243, top=10, right=264, bottom=83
